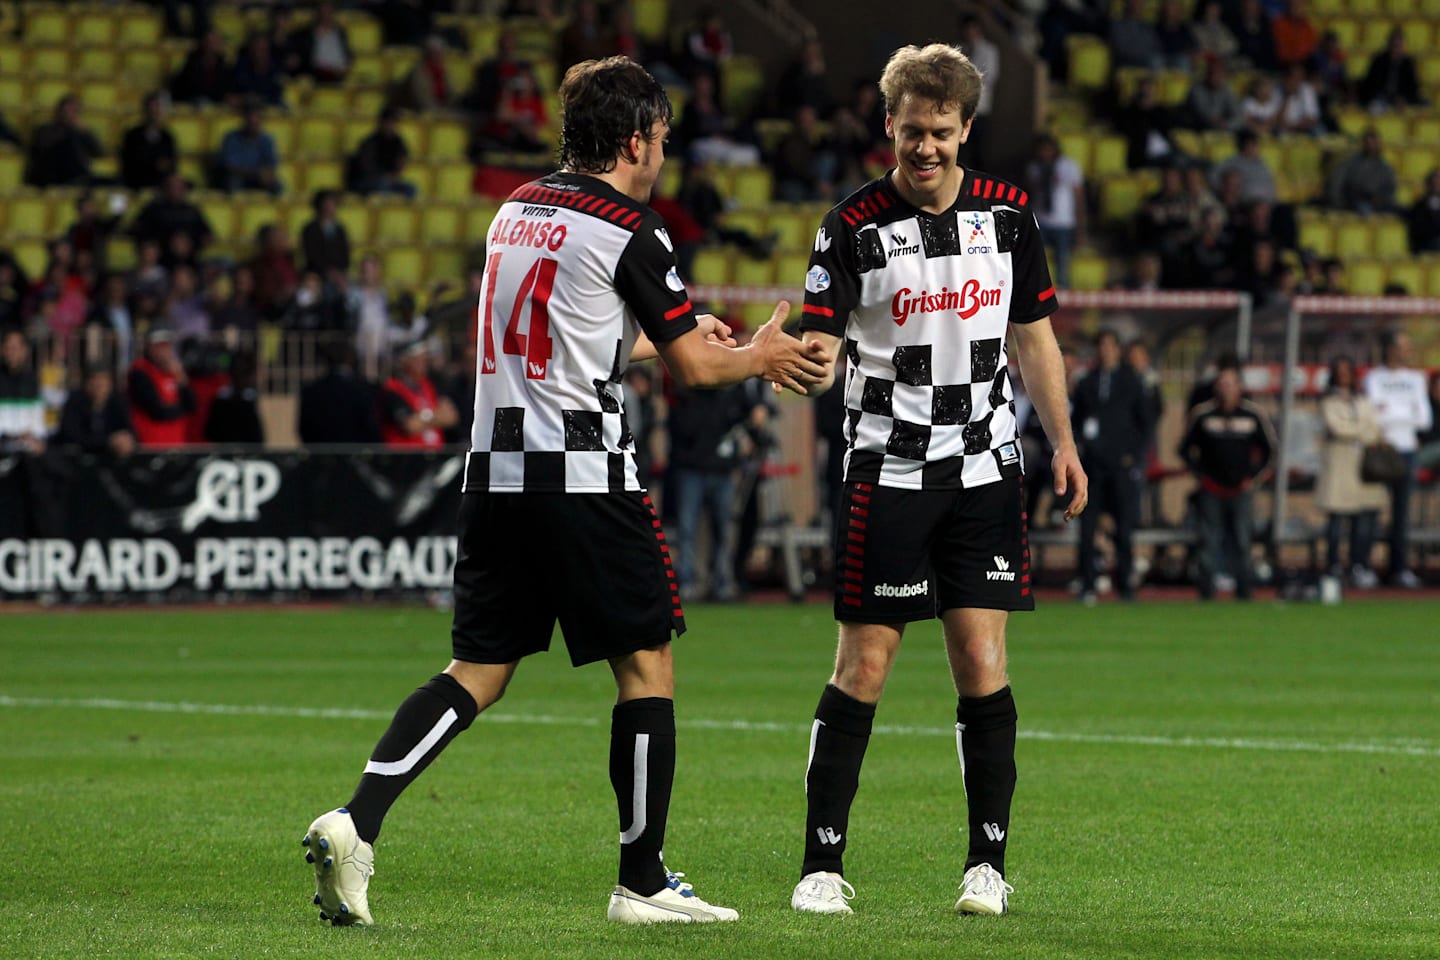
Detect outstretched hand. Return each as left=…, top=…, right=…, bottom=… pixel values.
left=694, top=313, right=738, bottom=347
left=751, top=301, right=832, bottom=395
left=1052, top=445, right=1089, bottom=522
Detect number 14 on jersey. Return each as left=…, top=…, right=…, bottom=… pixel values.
left=480, top=252, right=556, bottom=380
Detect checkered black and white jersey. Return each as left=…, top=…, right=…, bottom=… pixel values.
left=799, top=170, right=1058, bottom=490
left=464, top=172, right=698, bottom=493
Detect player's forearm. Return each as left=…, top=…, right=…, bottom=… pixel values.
left=1014, top=326, right=1076, bottom=453
left=629, top=332, right=657, bottom=363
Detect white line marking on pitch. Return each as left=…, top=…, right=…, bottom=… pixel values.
left=1, top=695, right=1437, bottom=758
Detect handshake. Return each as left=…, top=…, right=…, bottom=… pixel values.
left=696, top=300, right=835, bottom=397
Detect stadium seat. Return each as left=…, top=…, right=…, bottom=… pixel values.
left=11, top=239, right=46, bottom=279
left=235, top=200, right=284, bottom=247
left=1100, top=175, right=1146, bottom=224
left=80, top=84, right=123, bottom=113
left=6, top=194, right=52, bottom=238
left=1387, top=0, right=1418, bottom=13
left=0, top=77, right=22, bottom=112
left=1347, top=259, right=1387, bottom=295
left=351, top=88, right=387, bottom=120
left=1157, top=70, right=1191, bottom=106
left=1067, top=36, right=1111, bottom=91
left=1419, top=55, right=1440, bottom=93
left=199, top=198, right=239, bottom=244
left=23, top=7, right=69, bottom=45
left=341, top=118, right=372, bottom=154
left=1327, top=18, right=1361, bottom=54
left=689, top=248, right=732, bottom=287
left=730, top=166, right=773, bottom=208
left=296, top=118, right=340, bottom=158
left=1373, top=216, right=1410, bottom=257
left=420, top=204, right=463, bottom=245
left=1359, top=19, right=1395, bottom=54
left=1411, top=114, right=1440, bottom=144
left=1280, top=137, right=1324, bottom=180
left=301, top=160, right=344, bottom=193
left=73, top=11, right=117, bottom=48
left=767, top=207, right=811, bottom=252
left=429, top=247, right=466, bottom=287
left=350, top=54, right=387, bottom=87
left=27, top=46, right=71, bottom=79
left=433, top=162, right=474, bottom=203
left=731, top=255, right=774, bottom=287
left=406, top=164, right=433, bottom=199
left=632, top=0, right=668, bottom=42
left=429, top=121, right=468, bottom=162
left=265, top=117, right=298, bottom=159
left=120, top=48, right=167, bottom=90
left=1401, top=18, right=1432, bottom=51
left=342, top=14, right=382, bottom=55
left=1384, top=260, right=1426, bottom=295
left=1058, top=132, right=1092, bottom=176
left=75, top=47, right=120, bottom=79
left=1333, top=106, right=1369, bottom=138
left=1347, top=0, right=1383, bottom=15
left=306, top=87, right=349, bottom=118
left=105, top=236, right=137, bottom=273
left=383, top=247, right=427, bottom=288
left=116, top=11, right=162, bottom=47
left=466, top=202, right=500, bottom=243
left=721, top=209, right=766, bottom=239
left=33, top=79, right=71, bottom=113
left=1068, top=252, right=1108, bottom=291
left=1090, top=135, right=1128, bottom=177
left=0, top=148, right=22, bottom=192
left=169, top=112, right=211, bottom=157
left=1331, top=218, right=1374, bottom=260
left=467, top=19, right=503, bottom=58
left=1310, top=0, right=1345, bottom=14
left=721, top=56, right=766, bottom=117
left=337, top=204, right=376, bottom=247
left=1399, top=145, right=1435, bottom=181
left=211, top=7, right=248, bottom=46
left=774, top=252, right=811, bottom=287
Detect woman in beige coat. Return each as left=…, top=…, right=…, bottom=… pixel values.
left=1317, top=356, right=1387, bottom=587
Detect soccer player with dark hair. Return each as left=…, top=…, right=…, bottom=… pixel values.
left=300, top=56, right=830, bottom=927
left=787, top=43, right=1087, bottom=917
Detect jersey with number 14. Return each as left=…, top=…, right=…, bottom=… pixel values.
left=799, top=169, right=1058, bottom=490
left=465, top=172, right=698, bottom=494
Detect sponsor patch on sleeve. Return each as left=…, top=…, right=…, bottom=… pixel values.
left=805, top=265, right=831, bottom=293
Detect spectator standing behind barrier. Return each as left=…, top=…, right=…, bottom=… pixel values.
left=1072, top=329, right=1153, bottom=603
left=379, top=339, right=457, bottom=450
left=1024, top=133, right=1085, bottom=290
left=57, top=365, right=136, bottom=457
left=1363, top=330, right=1432, bottom=588
left=205, top=352, right=264, bottom=444
left=128, top=329, right=195, bottom=448
left=1179, top=367, right=1275, bottom=600
left=0, top=330, right=46, bottom=454
left=298, top=343, right=382, bottom=445
left=1416, top=371, right=1440, bottom=470
left=1317, top=356, right=1385, bottom=589
left=665, top=377, right=750, bottom=601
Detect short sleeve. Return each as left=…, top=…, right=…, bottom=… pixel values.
left=614, top=220, right=699, bottom=345
left=1009, top=210, right=1059, bottom=325
left=797, top=208, right=859, bottom=337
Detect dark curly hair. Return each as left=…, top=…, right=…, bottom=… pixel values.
left=558, top=57, right=672, bottom=174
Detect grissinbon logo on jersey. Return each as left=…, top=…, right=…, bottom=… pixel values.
left=891, top=278, right=1002, bottom=325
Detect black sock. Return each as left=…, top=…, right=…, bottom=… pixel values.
left=956, top=686, right=1018, bottom=875
left=801, top=684, right=876, bottom=878
left=346, top=673, right=479, bottom=844
left=611, top=697, right=675, bottom=896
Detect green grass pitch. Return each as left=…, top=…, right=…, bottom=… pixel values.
left=2, top=599, right=1438, bottom=959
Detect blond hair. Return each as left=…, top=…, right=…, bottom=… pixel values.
left=878, top=44, right=983, bottom=121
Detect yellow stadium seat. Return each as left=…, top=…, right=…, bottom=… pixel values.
left=375, top=204, right=419, bottom=249
left=1327, top=18, right=1360, bottom=53
left=298, top=160, right=342, bottom=194
left=383, top=247, right=427, bottom=288
left=1281, top=137, right=1324, bottom=179
left=121, top=48, right=167, bottom=90
left=337, top=204, right=375, bottom=247
left=238, top=200, right=284, bottom=246
left=264, top=117, right=297, bottom=159
left=1311, top=0, right=1345, bottom=13
left=1332, top=219, right=1373, bottom=260
left=775, top=252, right=811, bottom=287
left=1347, top=259, right=1387, bottom=295
left=405, top=164, right=433, bottom=198
left=730, top=166, right=773, bottom=208
left=1400, top=18, right=1432, bottom=51
left=688, top=248, right=732, bottom=287
left=1112, top=67, right=1149, bottom=105
left=467, top=19, right=502, bottom=58
left=1100, top=175, right=1145, bottom=224
left=79, top=84, right=122, bottom=113
left=1418, top=55, right=1440, bottom=92
left=511, top=22, right=555, bottom=61
left=116, top=11, right=162, bottom=47
left=739, top=301, right=776, bottom=328
left=307, top=87, right=349, bottom=117
left=105, top=236, right=138, bottom=272
left=0, top=77, right=23, bottom=111
left=296, top=117, right=340, bottom=158
left=350, top=54, right=386, bottom=87
left=1067, top=37, right=1111, bottom=91
left=1398, top=145, right=1434, bottom=181
left=722, top=209, right=766, bottom=238
left=27, top=46, right=71, bottom=79
left=212, top=7, right=248, bottom=46
left=732, top=255, right=775, bottom=287
left=466, top=202, right=500, bottom=244
left=75, top=47, right=119, bottom=79
left=7, top=194, right=52, bottom=238
left=1384, top=260, right=1425, bottom=294
left=1411, top=115, right=1440, bottom=144
left=73, top=12, right=116, bottom=47
left=0, top=42, right=21, bottom=77
left=429, top=247, right=466, bottom=287
left=1058, top=132, right=1092, bottom=177
left=351, top=88, right=386, bottom=119
left=1065, top=252, right=1106, bottom=291
left=632, top=0, right=668, bottom=42
left=429, top=121, right=468, bottom=162
left=343, top=15, right=382, bottom=55
left=1421, top=0, right=1440, bottom=17
left=341, top=118, right=371, bottom=154
left=1091, top=135, right=1128, bottom=176
left=1373, top=216, right=1410, bottom=257
left=12, top=239, right=47, bottom=278
left=1387, top=0, right=1418, bottom=13
left=33, top=79, right=71, bottom=112
left=767, top=207, right=811, bottom=252
left=531, top=58, right=557, bottom=95
left=395, top=118, right=430, bottom=161
left=420, top=204, right=463, bottom=244
left=0, top=148, right=22, bottom=191
left=721, top=56, right=765, bottom=117
left=432, top=162, right=473, bottom=203
left=1157, top=70, right=1191, bottom=106
left=1348, top=0, right=1382, bottom=14
left=23, top=8, right=69, bottom=44
left=169, top=113, right=211, bottom=157
left=199, top=198, right=238, bottom=243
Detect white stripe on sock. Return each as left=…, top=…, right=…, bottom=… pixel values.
left=362, top=707, right=458, bottom=777
left=618, top=733, right=649, bottom=845
left=803, top=718, right=824, bottom=795
left=955, top=721, right=968, bottom=799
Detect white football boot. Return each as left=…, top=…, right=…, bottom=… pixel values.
left=955, top=862, right=1013, bottom=915
left=303, top=807, right=375, bottom=925
left=607, top=871, right=739, bottom=923
left=791, top=871, right=856, bottom=915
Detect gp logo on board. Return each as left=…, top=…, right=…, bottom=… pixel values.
left=965, top=212, right=993, bottom=254
left=805, top=265, right=831, bottom=293
left=181, top=459, right=282, bottom=532
left=890, top=278, right=1002, bottom=325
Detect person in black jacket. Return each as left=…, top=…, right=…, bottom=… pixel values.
left=300, top=190, right=351, bottom=284
left=298, top=343, right=382, bottom=445
left=1071, top=329, right=1155, bottom=602
left=57, top=366, right=137, bottom=456
left=1179, top=366, right=1276, bottom=599
left=205, top=351, right=264, bottom=444
left=120, top=94, right=179, bottom=191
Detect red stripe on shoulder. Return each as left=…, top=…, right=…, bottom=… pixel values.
left=622, top=211, right=643, bottom=228
left=972, top=178, right=983, bottom=196
left=1006, top=185, right=1018, bottom=202
left=1018, top=190, right=1029, bottom=206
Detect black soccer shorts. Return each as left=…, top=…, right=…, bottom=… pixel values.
left=451, top=490, right=685, bottom=667
left=833, top=476, right=1034, bottom=622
